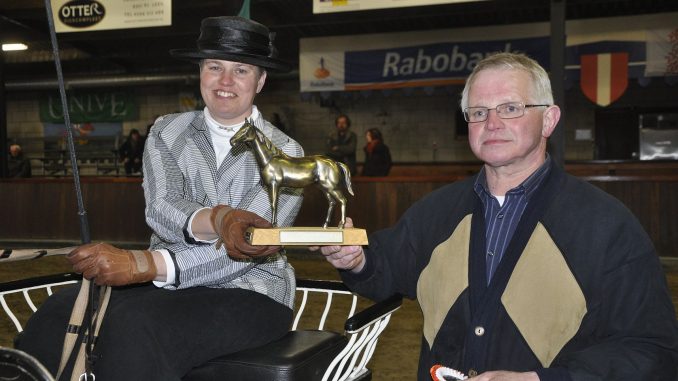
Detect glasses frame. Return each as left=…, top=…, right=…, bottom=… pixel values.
left=463, top=102, right=550, bottom=123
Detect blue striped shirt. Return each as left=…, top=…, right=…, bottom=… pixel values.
left=473, top=157, right=551, bottom=284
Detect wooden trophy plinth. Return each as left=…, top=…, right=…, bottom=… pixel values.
left=245, top=227, right=368, bottom=246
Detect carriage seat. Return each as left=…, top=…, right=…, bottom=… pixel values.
left=1, top=275, right=402, bottom=381
left=182, top=279, right=402, bottom=381
left=182, top=330, right=348, bottom=381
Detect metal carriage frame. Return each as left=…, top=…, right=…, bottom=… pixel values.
left=0, top=272, right=401, bottom=381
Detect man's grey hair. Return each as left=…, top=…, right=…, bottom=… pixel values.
left=460, top=52, right=554, bottom=110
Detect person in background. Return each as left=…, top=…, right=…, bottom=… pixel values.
left=145, top=115, right=160, bottom=137
left=16, top=16, right=304, bottom=380
left=312, top=52, right=678, bottom=380
left=361, top=127, right=392, bottom=176
left=7, top=144, right=31, bottom=178
left=118, top=128, right=145, bottom=175
left=325, top=114, right=357, bottom=175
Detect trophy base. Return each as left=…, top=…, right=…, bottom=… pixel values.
left=245, top=227, right=368, bottom=246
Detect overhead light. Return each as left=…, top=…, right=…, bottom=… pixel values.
left=2, top=43, right=28, bottom=51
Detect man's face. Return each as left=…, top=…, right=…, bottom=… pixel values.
left=200, top=59, right=266, bottom=125
left=9, top=145, right=20, bottom=157
left=467, top=68, right=557, bottom=171
left=336, top=116, right=349, bottom=132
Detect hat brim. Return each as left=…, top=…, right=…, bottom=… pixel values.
left=170, top=49, right=292, bottom=72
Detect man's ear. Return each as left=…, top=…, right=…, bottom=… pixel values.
left=542, top=105, right=561, bottom=138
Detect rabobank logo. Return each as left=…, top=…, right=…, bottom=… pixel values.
left=314, top=57, right=331, bottom=79
left=299, top=52, right=345, bottom=91
left=310, top=57, right=336, bottom=88
left=59, top=0, right=105, bottom=28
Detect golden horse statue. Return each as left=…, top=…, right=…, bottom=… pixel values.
left=230, top=120, right=354, bottom=228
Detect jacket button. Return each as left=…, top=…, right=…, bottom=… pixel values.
left=474, top=326, right=485, bottom=336
left=468, top=369, right=478, bottom=377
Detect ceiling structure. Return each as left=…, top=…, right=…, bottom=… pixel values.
left=1, top=0, right=678, bottom=89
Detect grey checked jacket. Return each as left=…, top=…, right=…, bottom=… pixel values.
left=142, top=110, right=304, bottom=309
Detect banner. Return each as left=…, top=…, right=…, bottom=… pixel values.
left=40, top=91, right=139, bottom=123
left=43, top=122, right=122, bottom=138
left=645, top=28, right=678, bottom=77
left=313, top=0, right=486, bottom=14
left=300, top=37, right=549, bottom=92
left=300, top=14, right=678, bottom=95
left=580, top=52, right=629, bottom=106
left=51, top=0, right=171, bottom=33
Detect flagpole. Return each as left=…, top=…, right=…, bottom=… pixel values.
left=549, top=0, right=566, bottom=167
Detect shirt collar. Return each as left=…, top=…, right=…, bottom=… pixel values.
left=203, top=105, right=261, bottom=137
left=474, top=155, right=552, bottom=201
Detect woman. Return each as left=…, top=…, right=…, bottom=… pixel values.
left=17, top=16, right=303, bottom=380
left=118, top=128, right=144, bottom=175
left=361, top=128, right=392, bottom=176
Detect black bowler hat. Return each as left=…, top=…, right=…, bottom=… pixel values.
left=170, top=16, right=291, bottom=72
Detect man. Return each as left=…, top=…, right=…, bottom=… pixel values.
left=314, top=53, right=678, bottom=380
left=17, top=16, right=304, bottom=380
left=8, top=144, right=32, bottom=178
left=326, top=114, right=357, bottom=175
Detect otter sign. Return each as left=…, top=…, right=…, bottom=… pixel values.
left=52, top=0, right=171, bottom=33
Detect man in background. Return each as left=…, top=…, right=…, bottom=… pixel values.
left=326, top=114, right=357, bottom=175
left=8, top=144, right=31, bottom=178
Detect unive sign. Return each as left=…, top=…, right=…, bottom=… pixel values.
left=58, top=0, right=106, bottom=28
left=39, top=91, right=139, bottom=123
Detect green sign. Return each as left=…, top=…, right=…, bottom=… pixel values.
left=40, top=91, right=139, bottom=123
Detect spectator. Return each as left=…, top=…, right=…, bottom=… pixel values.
left=118, top=129, right=145, bottom=175
left=325, top=114, right=357, bottom=175
left=361, top=127, right=392, bottom=176
left=7, top=144, right=31, bottom=178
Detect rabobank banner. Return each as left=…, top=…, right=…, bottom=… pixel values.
left=345, top=37, right=549, bottom=90
left=300, top=13, right=678, bottom=93
left=300, top=35, right=549, bottom=92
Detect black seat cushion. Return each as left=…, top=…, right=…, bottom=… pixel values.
left=183, top=330, right=348, bottom=381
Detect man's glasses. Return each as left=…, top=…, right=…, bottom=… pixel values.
left=463, top=102, right=550, bottom=123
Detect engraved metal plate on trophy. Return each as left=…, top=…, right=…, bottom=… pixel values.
left=231, top=120, right=368, bottom=246
left=245, top=226, right=368, bottom=246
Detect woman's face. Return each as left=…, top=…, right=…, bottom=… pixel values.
left=200, top=59, right=266, bottom=125
left=366, top=131, right=373, bottom=142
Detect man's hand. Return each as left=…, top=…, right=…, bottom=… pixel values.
left=469, top=371, right=539, bottom=380
left=67, top=242, right=157, bottom=286
left=309, top=217, right=366, bottom=273
left=210, top=205, right=281, bottom=259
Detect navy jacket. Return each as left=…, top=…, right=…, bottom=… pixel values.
left=342, top=161, right=678, bottom=380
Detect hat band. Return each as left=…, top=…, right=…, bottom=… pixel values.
left=197, top=26, right=275, bottom=58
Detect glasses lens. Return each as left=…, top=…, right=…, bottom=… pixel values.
left=465, top=107, right=488, bottom=122
left=497, top=102, right=524, bottom=119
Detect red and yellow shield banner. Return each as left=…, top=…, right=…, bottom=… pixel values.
left=580, top=52, right=629, bottom=106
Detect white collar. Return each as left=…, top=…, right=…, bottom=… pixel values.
left=203, top=106, right=261, bottom=134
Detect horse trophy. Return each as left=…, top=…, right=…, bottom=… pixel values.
left=230, top=119, right=367, bottom=246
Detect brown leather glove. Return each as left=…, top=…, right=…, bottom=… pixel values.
left=67, top=242, right=157, bottom=286
left=210, top=205, right=281, bottom=259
